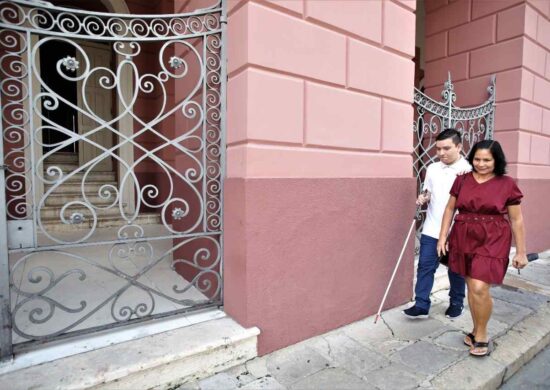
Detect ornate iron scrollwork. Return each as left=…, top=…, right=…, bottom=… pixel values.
left=0, top=0, right=225, bottom=350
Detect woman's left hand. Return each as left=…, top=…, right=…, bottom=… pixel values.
left=512, top=253, right=528, bottom=270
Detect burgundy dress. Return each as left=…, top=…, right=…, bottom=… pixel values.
left=447, top=173, right=523, bottom=284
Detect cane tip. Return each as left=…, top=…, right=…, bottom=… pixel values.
left=374, top=315, right=380, bottom=324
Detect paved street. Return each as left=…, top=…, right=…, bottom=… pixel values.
left=500, top=345, right=550, bottom=389
left=185, top=252, right=550, bottom=390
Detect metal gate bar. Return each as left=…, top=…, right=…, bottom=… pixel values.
left=0, top=0, right=226, bottom=360
left=0, top=97, right=14, bottom=361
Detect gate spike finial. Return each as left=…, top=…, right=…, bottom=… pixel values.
left=442, top=72, right=455, bottom=101
left=442, top=72, right=455, bottom=129
left=488, top=74, right=496, bottom=101
left=441, top=71, right=456, bottom=126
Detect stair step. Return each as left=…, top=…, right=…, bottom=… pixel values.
left=0, top=315, right=259, bottom=390
left=44, top=181, right=118, bottom=195
left=40, top=205, right=129, bottom=220
left=43, top=162, right=80, bottom=172
left=43, top=171, right=116, bottom=183
left=44, top=193, right=121, bottom=207
left=44, top=152, right=78, bottom=164
left=40, top=212, right=162, bottom=230
left=44, top=163, right=114, bottom=174
left=95, top=213, right=162, bottom=229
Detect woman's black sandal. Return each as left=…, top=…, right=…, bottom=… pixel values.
left=464, top=333, right=476, bottom=347
left=470, top=340, right=493, bottom=357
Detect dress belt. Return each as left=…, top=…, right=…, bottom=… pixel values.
left=455, top=213, right=505, bottom=222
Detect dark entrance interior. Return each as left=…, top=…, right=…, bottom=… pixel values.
left=39, top=39, right=78, bottom=153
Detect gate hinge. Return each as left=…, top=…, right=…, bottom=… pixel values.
left=220, top=15, right=228, bottom=24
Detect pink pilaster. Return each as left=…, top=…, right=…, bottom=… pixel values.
left=225, top=0, right=416, bottom=354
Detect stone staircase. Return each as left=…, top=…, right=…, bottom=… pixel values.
left=40, top=152, right=161, bottom=230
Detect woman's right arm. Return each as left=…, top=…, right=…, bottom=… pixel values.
left=437, top=196, right=456, bottom=256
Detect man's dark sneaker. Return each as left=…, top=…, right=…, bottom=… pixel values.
left=402, top=305, right=429, bottom=319
left=445, top=304, right=464, bottom=319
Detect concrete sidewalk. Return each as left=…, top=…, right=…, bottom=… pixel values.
left=182, top=251, right=550, bottom=390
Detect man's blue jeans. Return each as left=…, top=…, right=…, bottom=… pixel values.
left=415, top=234, right=465, bottom=311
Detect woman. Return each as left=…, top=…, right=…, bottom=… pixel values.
left=437, top=140, right=528, bottom=357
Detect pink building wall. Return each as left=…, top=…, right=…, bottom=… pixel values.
left=224, top=0, right=417, bottom=354
left=424, top=0, right=550, bottom=252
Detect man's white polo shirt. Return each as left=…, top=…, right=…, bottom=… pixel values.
left=422, top=157, right=471, bottom=239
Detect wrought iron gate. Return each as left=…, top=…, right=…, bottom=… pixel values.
left=413, top=73, right=496, bottom=233
left=0, top=0, right=226, bottom=360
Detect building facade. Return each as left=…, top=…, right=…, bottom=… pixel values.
left=0, top=0, right=549, bottom=377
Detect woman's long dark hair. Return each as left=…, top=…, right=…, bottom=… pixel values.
left=468, top=140, right=507, bottom=176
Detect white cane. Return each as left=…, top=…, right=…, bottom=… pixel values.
left=374, top=193, right=425, bottom=324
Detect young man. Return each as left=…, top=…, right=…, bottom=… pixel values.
left=404, top=128, right=471, bottom=319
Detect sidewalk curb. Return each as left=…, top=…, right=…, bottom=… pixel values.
left=430, top=303, right=550, bottom=389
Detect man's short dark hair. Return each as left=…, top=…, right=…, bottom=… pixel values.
left=468, top=140, right=507, bottom=176
left=436, top=128, right=462, bottom=145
